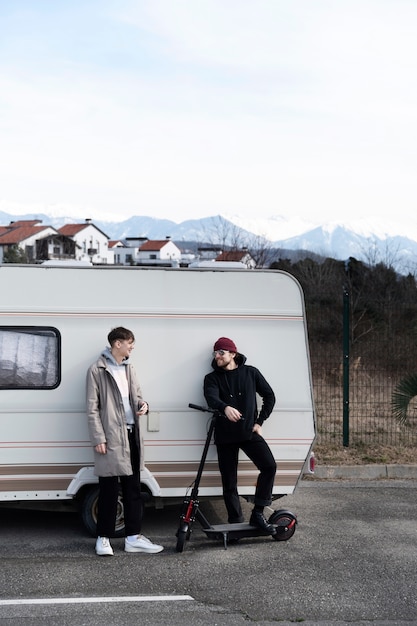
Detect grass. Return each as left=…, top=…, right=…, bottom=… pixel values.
left=314, top=441, right=417, bottom=466
left=312, top=370, right=417, bottom=466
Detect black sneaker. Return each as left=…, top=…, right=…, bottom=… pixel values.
left=249, top=510, right=277, bottom=535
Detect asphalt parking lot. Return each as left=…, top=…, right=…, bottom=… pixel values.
left=1, top=476, right=417, bottom=625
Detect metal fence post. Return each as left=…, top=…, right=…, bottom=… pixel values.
left=343, top=287, right=350, bottom=446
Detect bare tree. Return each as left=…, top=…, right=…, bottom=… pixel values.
left=200, top=215, right=246, bottom=250
left=201, top=216, right=274, bottom=268
left=244, top=233, right=274, bottom=268
left=360, top=237, right=402, bottom=271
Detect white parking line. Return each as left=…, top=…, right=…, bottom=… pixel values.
left=0, top=595, right=194, bottom=606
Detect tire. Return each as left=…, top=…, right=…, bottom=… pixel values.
left=269, top=511, right=297, bottom=542
left=175, top=521, right=190, bottom=553
left=80, top=485, right=126, bottom=538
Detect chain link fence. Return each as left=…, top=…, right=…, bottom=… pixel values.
left=307, top=292, right=417, bottom=449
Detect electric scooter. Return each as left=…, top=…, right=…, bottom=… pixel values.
left=175, top=403, right=297, bottom=552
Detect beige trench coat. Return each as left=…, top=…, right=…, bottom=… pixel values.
left=86, top=354, right=145, bottom=477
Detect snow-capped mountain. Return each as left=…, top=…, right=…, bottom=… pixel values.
left=1, top=210, right=416, bottom=273
left=225, top=214, right=417, bottom=243
left=275, top=224, right=417, bottom=273
left=224, top=214, right=417, bottom=273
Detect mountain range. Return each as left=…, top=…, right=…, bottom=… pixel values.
left=2, top=210, right=417, bottom=274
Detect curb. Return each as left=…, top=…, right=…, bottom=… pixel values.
left=310, top=464, right=417, bottom=480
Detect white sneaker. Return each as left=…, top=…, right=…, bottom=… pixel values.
left=95, top=536, right=114, bottom=556
left=124, top=534, right=164, bottom=554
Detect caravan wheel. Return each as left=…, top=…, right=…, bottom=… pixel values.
left=80, top=486, right=126, bottom=538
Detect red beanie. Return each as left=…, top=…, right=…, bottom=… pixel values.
left=213, top=337, right=237, bottom=353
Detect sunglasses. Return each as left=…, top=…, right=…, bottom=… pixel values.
left=213, top=349, right=229, bottom=356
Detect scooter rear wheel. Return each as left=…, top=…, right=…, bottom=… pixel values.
left=269, top=511, right=297, bottom=541
left=175, top=521, right=190, bottom=553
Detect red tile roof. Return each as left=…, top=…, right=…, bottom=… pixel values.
left=58, top=224, right=89, bottom=236
left=58, top=222, right=110, bottom=239
left=7, top=220, right=42, bottom=227
left=139, top=240, right=172, bottom=251
left=216, top=251, right=249, bottom=262
left=0, top=225, right=53, bottom=244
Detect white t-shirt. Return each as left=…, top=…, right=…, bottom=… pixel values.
left=107, top=362, right=135, bottom=425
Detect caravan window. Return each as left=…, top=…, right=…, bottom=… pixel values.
left=0, top=327, right=61, bottom=389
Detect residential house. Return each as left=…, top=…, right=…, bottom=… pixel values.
left=215, top=250, right=256, bottom=269
left=137, top=238, right=182, bottom=266
left=109, top=237, right=149, bottom=266
left=108, top=237, right=184, bottom=266
left=58, top=219, right=113, bottom=264
left=108, top=240, right=127, bottom=265
left=0, top=220, right=58, bottom=263
left=197, top=246, right=223, bottom=261
left=35, top=233, right=78, bottom=262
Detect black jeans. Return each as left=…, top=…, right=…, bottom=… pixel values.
left=96, top=430, right=142, bottom=538
left=216, top=432, right=277, bottom=523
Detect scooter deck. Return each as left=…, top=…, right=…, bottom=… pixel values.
left=203, top=522, right=272, bottom=539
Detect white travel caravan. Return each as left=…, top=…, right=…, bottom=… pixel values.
left=0, top=264, right=315, bottom=535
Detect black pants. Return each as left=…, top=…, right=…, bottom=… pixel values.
left=216, top=432, right=277, bottom=523
left=96, top=430, right=142, bottom=538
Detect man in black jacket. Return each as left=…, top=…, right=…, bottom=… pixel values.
left=203, top=337, right=277, bottom=533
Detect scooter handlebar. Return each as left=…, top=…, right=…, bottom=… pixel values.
left=188, top=403, right=216, bottom=413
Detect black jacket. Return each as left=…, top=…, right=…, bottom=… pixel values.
left=203, top=353, right=276, bottom=444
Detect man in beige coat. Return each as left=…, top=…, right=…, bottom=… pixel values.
left=87, top=326, right=163, bottom=556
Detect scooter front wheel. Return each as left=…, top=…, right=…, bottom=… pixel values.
left=175, top=521, right=191, bottom=553
left=269, top=510, right=297, bottom=542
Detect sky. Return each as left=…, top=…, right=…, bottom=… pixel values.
left=0, top=0, right=416, bottom=227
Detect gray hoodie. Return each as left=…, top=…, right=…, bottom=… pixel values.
left=86, top=349, right=145, bottom=477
